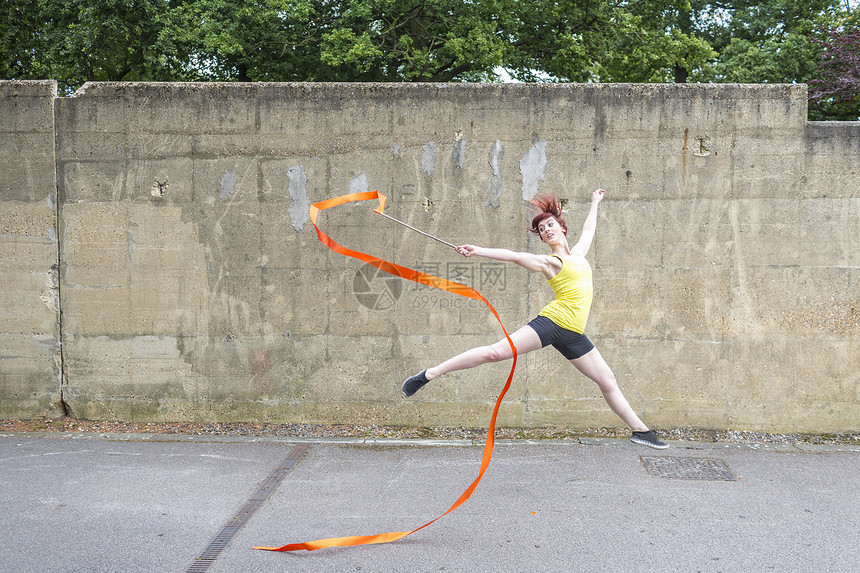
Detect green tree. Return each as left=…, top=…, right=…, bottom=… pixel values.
left=591, top=0, right=844, bottom=85
left=692, top=0, right=845, bottom=84
left=499, top=1, right=845, bottom=86
left=499, top=0, right=619, bottom=82
left=155, top=0, right=335, bottom=82
left=593, top=0, right=717, bottom=83
left=2, top=0, right=622, bottom=86
left=1, top=0, right=173, bottom=94
left=317, top=0, right=514, bottom=81
left=155, top=0, right=522, bottom=82
left=1, top=0, right=45, bottom=80
left=1, top=0, right=857, bottom=124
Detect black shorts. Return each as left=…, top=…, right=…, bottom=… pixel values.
left=526, top=315, right=595, bottom=360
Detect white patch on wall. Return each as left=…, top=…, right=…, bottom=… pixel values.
left=452, top=138, right=466, bottom=169
left=39, top=265, right=60, bottom=312
left=422, top=142, right=437, bottom=176
left=287, top=166, right=310, bottom=231
left=487, top=140, right=505, bottom=208
left=220, top=173, right=238, bottom=200
left=349, top=173, right=370, bottom=194
left=520, top=140, right=547, bottom=201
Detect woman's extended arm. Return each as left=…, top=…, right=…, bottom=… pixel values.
left=572, top=189, right=605, bottom=257
left=457, top=245, right=557, bottom=275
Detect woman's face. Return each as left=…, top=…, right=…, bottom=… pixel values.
left=538, top=216, right=565, bottom=244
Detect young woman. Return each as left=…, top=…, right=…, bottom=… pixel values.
left=401, top=189, right=668, bottom=449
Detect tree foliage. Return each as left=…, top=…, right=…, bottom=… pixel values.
left=594, top=1, right=719, bottom=83
left=314, top=0, right=514, bottom=81
left=2, top=0, right=170, bottom=93
left=156, top=0, right=336, bottom=82
left=808, top=18, right=860, bottom=119
left=0, top=0, right=857, bottom=120
left=692, top=0, right=845, bottom=84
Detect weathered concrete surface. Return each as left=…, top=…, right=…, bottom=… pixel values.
left=0, top=80, right=62, bottom=418
left=2, top=435, right=859, bottom=573
left=1, top=81, right=858, bottom=433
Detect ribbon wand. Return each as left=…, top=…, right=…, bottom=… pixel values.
left=373, top=207, right=458, bottom=250
left=254, top=190, right=517, bottom=552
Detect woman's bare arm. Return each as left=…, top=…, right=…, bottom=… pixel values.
left=572, top=189, right=605, bottom=257
left=456, top=245, right=559, bottom=276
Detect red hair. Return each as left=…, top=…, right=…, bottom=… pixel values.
left=528, top=194, right=567, bottom=236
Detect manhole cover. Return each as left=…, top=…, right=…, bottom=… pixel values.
left=640, top=456, right=736, bottom=481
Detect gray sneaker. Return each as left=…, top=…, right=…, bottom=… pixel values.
left=401, top=369, right=430, bottom=397
left=630, top=430, right=669, bottom=449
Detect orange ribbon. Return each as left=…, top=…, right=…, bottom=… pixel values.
left=254, top=191, right=517, bottom=552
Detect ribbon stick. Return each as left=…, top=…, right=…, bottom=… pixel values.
left=254, top=191, right=518, bottom=552
left=373, top=207, right=458, bottom=250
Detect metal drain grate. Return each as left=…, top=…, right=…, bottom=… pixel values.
left=186, top=442, right=310, bottom=572
left=640, top=456, right=736, bottom=481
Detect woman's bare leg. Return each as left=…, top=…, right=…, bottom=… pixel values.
left=570, top=347, right=649, bottom=432
left=425, top=324, right=543, bottom=381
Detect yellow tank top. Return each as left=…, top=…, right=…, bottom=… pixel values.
left=538, top=255, right=593, bottom=334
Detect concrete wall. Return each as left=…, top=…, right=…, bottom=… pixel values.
left=1, top=81, right=858, bottom=433
left=0, top=80, right=62, bottom=418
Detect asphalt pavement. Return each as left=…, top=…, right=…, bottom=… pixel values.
left=1, top=432, right=858, bottom=573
